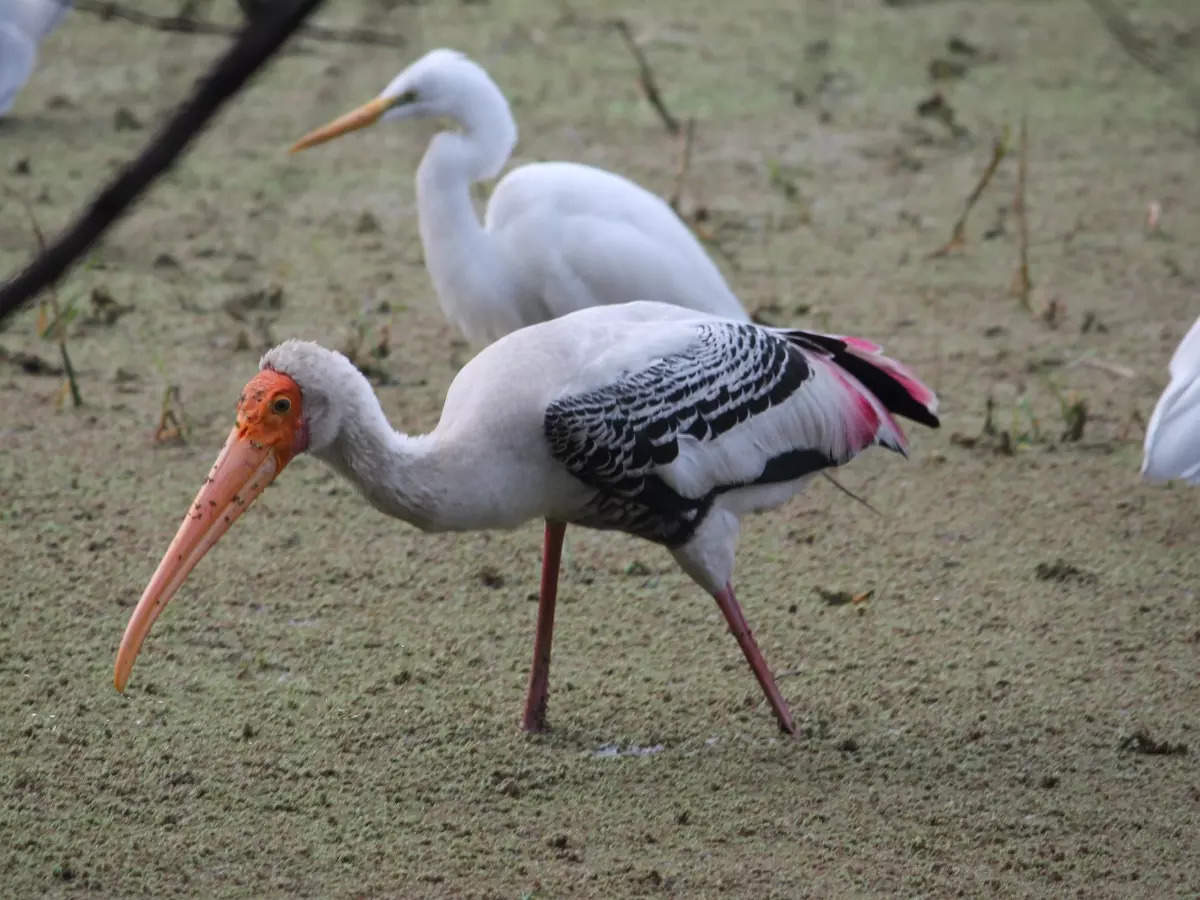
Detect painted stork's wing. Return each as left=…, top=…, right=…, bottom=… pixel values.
left=544, top=322, right=938, bottom=545
left=775, top=329, right=940, bottom=428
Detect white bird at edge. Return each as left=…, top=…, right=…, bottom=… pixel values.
left=1142, top=315, right=1200, bottom=483
left=288, top=48, right=749, bottom=345
left=113, top=302, right=940, bottom=736
left=0, top=0, right=71, bottom=117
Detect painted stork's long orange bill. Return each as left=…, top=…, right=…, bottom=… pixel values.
left=290, top=96, right=390, bottom=153
left=114, top=370, right=305, bottom=692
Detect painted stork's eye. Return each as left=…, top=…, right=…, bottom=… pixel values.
left=272, top=396, right=291, bottom=414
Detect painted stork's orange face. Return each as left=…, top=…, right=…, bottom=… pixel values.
left=113, top=369, right=307, bottom=693
left=234, top=369, right=307, bottom=469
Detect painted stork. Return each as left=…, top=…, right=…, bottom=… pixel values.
left=114, top=302, right=939, bottom=734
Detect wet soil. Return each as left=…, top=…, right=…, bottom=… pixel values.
left=1, top=0, right=1198, bottom=896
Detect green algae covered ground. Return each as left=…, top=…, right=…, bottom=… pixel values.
left=1, top=0, right=1198, bottom=896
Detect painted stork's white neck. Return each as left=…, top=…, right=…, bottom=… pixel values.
left=264, top=342, right=447, bottom=530
left=313, top=401, right=446, bottom=533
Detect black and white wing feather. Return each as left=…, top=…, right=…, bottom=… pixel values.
left=544, top=321, right=938, bottom=546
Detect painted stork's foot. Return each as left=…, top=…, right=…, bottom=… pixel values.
left=521, top=697, right=549, bottom=733
left=713, top=582, right=796, bottom=735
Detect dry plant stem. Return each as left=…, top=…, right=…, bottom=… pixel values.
left=1068, top=356, right=1136, bottom=380
left=928, top=135, right=1008, bottom=258
left=4, top=187, right=83, bottom=407
left=53, top=313, right=82, bottom=408
left=612, top=19, right=681, bottom=135
left=1011, top=116, right=1032, bottom=310
left=155, top=386, right=188, bottom=443
left=668, top=117, right=696, bottom=212
left=74, top=0, right=407, bottom=49
left=820, top=471, right=881, bottom=516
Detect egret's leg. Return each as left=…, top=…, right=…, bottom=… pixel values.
left=712, top=583, right=796, bottom=735
left=522, top=519, right=567, bottom=732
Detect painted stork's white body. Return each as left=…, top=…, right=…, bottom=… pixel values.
left=0, top=0, right=70, bottom=116
left=115, top=302, right=940, bottom=735
left=300, top=302, right=931, bottom=591
left=291, top=49, right=748, bottom=345
left=1143, top=315, right=1200, bottom=484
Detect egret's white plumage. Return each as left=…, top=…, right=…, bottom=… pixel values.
left=1143, top=315, right=1200, bottom=483
left=291, top=48, right=748, bottom=344
left=114, top=302, right=939, bottom=735
left=0, top=0, right=70, bottom=116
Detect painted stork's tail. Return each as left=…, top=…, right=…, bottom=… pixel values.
left=780, top=330, right=941, bottom=429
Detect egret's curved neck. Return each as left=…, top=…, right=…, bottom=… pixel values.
left=415, top=106, right=519, bottom=343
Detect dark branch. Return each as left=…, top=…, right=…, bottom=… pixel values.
left=0, top=0, right=331, bottom=324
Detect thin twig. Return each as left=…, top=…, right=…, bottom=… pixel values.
left=155, top=385, right=189, bottom=444
left=3, top=187, right=83, bottom=407
left=611, top=19, right=680, bottom=135
left=76, top=0, right=245, bottom=37
left=74, top=0, right=407, bottom=48
left=821, top=472, right=881, bottom=516
left=51, top=311, right=83, bottom=409
left=927, top=133, right=1008, bottom=258
left=1010, top=115, right=1031, bottom=310
left=1067, top=356, right=1136, bottom=380
left=668, top=117, right=695, bottom=213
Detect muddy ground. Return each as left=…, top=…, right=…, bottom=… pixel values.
left=1, top=0, right=1198, bottom=896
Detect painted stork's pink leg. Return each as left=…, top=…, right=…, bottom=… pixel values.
left=522, top=519, right=567, bottom=732
left=713, top=583, right=796, bottom=735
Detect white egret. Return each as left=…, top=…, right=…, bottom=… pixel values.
left=0, top=0, right=71, bottom=117
left=1142, top=315, right=1200, bottom=483
left=289, top=48, right=749, bottom=345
